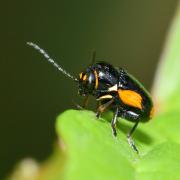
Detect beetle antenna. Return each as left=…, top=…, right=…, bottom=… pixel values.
left=27, top=42, right=78, bottom=82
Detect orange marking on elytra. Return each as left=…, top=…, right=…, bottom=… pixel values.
left=118, top=89, right=142, bottom=110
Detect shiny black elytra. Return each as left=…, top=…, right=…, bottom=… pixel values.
left=27, top=42, right=154, bottom=153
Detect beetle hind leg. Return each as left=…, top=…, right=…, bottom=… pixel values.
left=127, top=121, right=139, bottom=153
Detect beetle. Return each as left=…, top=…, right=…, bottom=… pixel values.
left=27, top=42, right=154, bottom=153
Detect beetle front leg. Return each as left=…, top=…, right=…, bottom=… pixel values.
left=96, top=99, right=114, bottom=118
left=82, top=95, right=89, bottom=108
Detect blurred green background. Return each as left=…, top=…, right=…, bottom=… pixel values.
left=0, top=0, right=178, bottom=179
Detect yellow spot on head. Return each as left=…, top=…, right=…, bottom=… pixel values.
left=118, top=89, right=142, bottom=110
left=83, top=74, right=87, bottom=81
left=79, top=72, right=83, bottom=79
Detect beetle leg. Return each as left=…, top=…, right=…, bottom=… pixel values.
left=111, top=107, right=119, bottom=137
left=82, top=95, right=89, bottom=108
left=127, top=121, right=139, bottom=153
left=96, top=101, right=101, bottom=118
left=96, top=99, right=114, bottom=118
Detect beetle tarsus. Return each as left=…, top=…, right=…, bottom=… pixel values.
left=127, top=121, right=139, bottom=153
left=96, top=111, right=100, bottom=119
left=127, top=134, right=139, bottom=153
left=111, top=107, right=119, bottom=137
left=112, top=128, right=117, bottom=137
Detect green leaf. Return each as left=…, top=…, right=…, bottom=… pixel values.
left=56, top=110, right=136, bottom=180
left=56, top=107, right=180, bottom=180
left=152, top=4, right=180, bottom=111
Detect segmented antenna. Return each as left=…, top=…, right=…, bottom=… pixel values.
left=27, top=42, right=78, bottom=81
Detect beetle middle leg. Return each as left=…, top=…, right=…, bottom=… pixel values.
left=96, top=99, right=114, bottom=118
left=111, top=107, right=119, bottom=137
left=127, top=121, right=139, bottom=153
